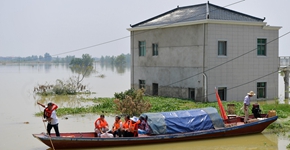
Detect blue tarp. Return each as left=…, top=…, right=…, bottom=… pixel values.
left=141, top=107, right=225, bottom=135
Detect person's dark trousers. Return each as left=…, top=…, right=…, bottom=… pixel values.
left=124, top=131, right=134, bottom=137
left=113, top=129, right=121, bottom=137
left=47, top=123, right=60, bottom=137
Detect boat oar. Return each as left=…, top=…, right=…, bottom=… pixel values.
left=37, top=103, right=55, bottom=150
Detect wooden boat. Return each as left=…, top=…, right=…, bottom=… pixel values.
left=33, top=108, right=278, bottom=149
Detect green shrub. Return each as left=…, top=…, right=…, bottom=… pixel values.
left=114, top=89, right=151, bottom=116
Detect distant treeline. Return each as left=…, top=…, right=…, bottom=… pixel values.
left=0, top=53, right=131, bottom=65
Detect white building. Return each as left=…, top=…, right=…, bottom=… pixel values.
left=127, top=2, right=280, bottom=102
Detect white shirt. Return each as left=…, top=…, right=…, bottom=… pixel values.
left=244, top=95, right=251, bottom=106
left=49, top=110, right=59, bottom=125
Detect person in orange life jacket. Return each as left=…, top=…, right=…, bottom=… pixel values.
left=121, top=115, right=131, bottom=137
left=37, top=102, right=60, bottom=137
left=94, top=114, right=109, bottom=136
left=128, top=116, right=139, bottom=137
left=108, top=116, right=123, bottom=137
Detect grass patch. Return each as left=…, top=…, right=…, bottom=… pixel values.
left=35, top=96, right=290, bottom=133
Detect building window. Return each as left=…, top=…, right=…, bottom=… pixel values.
left=139, top=41, right=146, bottom=56
left=257, top=39, right=267, bottom=56
left=188, top=88, right=195, bottom=100
left=218, top=87, right=227, bottom=101
left=218, top=41, right=227, bottom=56
left=257, top=82, right=266, bottom=98
left=152, top=83, right=158, bottom=96
left=152, top=43, right=158, bottom=56
left=139, top=80, right=145, bottom=89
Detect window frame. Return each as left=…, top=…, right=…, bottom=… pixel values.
left=139, top=41, right=146, bottom=56
left=152, top=43, right=158, bottom=56
left=257, top=38, right=267, bottom=56
left=218, top=41, right=227, bottom=56
left=257, top=82, right=266, bottom=98
left=139, top=80, right=145, bottom=89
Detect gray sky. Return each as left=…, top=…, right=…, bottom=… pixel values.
left=0, top=0, right=289, bottom=57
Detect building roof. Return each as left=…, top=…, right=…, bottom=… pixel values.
left=131, top=2, right=264, bottom=28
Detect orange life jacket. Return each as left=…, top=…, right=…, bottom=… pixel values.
left=95, top=118, right=108, bottom=129
left=123, top=120, right=130, bottom=130
left=129, top=121, right=139, bottom=137
left=112, top=120, right=122, bottom=132
left=43, top=104, right=58, bottom=118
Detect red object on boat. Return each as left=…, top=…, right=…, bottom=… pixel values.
left=215, top=87, right=228, bottom=120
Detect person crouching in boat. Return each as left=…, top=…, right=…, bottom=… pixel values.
left=108, top=115, right=123, bottom=137
left=128, top=116, right=139, bottom=137
left=121, top=115, right=131, bottom=137
left=37, top=102, right=60, bottom=137
left=138, top=116, right=150, bottom=134
left=94, top=114, right=109, bottom=137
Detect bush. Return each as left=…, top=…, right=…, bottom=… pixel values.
left=114, top=88, right=136, bottom=100
left=114, top=89, right=151, bottom=116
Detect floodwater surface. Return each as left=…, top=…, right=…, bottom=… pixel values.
left=0, top=63, right=288, bottom=150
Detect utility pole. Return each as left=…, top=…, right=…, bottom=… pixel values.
left=284, top=68, right=289, bottom=100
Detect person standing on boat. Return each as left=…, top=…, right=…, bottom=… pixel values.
left=94, top=114, right=109, bottom=137
left=243, top=91, right=255, bottom=123
left=109, top=115, right=123, bottom=137
left=37, top=102, right=60, bottom=137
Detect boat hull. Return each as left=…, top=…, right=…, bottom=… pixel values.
left=33, top=116, right=278, bottom=149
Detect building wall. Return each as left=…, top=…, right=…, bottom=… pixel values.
left=131, top=23, right=279, bottom=101
left=205, top=23, right=279, bottom=101
left=131, top=25, right=205, bottom=100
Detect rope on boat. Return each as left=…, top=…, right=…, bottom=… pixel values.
left=38, top=104, right=55, bottom=150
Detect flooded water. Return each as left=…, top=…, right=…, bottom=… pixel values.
left=0, top=63, right=288, bottom=150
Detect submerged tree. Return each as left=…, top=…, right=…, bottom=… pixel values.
left=69, top=54, right=95, bottom=87
left=114, top=88, right=151, bottom=116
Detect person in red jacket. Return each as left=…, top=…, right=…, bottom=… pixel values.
left=94, top=114, right=109, bottom=137
left=37, top=102, right=60, bottom=137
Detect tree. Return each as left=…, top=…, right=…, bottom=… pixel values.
left=115, top=54, right=126, bottom=66
left=44, top=53, right=52, bottom=62
left=69, top=54, right=95, bottom=87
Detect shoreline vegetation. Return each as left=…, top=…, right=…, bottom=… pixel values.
left=35, top=96, right=290, bottom=133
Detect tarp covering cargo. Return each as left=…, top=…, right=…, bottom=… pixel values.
left=141, top=107, right=225, bottom=135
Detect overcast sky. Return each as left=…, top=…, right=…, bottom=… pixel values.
left=0, top=0, right=289, bottom=58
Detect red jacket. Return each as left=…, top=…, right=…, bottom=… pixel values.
left=43, top=104, right=58, bottom=118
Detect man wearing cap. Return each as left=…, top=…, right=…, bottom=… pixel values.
left=244, top=91, right=255, bottom=124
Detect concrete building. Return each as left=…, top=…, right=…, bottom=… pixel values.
left=127, top=2, right=281, bottom=102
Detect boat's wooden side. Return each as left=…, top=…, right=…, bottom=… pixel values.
left=33, top=116, right=278, bottom=149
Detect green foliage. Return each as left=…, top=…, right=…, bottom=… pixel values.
left=114, top=88, right=136, bottom=100
left=114, top=89, right=151, bottom=116
left=114, top=54, right=126, bottom=66
left=35, top=98, right=115, bottom=116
